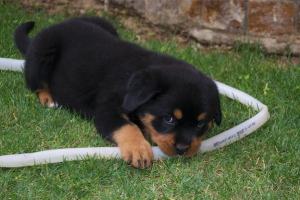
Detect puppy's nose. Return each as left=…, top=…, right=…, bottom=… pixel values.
left=175, top=145, right=189, bottom=155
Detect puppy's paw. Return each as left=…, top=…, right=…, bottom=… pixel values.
left=37, top=91, right=57, bottom=108
left=121, top=139, right=154, bottom=169
left=113, top=124, right=154, bottom=169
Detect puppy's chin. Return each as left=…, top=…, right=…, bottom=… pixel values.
left=155, top=137, right=201, bottom=158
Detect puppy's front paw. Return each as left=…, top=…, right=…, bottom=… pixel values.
left=113, top=124, right=154, bottom=169
left=121, top=139, right=153, bottom=169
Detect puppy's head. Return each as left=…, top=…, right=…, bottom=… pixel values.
left=121, top=64, right=221, bottom=157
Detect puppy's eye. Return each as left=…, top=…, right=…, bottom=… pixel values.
left=197, top=121, right=205, bottom=128
left=164, top=115, right=175, bottom=125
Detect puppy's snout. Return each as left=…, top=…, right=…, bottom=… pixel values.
left=175, top=145, right=189, bottom=155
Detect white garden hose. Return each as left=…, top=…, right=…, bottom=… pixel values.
left=0, top=57, right=25, bottom=71
left=0, top=58, right=270, bottom=167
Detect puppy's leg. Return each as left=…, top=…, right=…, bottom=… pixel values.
left=95, top=112, right=153, bottom=169
left=36, top=90, right=58, bottom=108
left=112, top=123, right=154, bottom=169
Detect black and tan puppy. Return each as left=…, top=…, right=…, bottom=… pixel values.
left=14, top=17, right=222, bottom=169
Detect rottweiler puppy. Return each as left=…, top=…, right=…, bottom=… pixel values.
left=14, top=17, right=222, bottom=169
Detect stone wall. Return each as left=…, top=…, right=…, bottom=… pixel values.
left=107, top=0, right=300, bottom=55
left=22, top=0, right=300, bottom=55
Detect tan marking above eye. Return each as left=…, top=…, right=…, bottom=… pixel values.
left=197, top=113, right=206, bottom=121
left=173, top=109, right=183, bottom=120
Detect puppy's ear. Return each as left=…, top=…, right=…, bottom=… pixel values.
left=214, top=98, right=222, bottom=126
left=121, top=70, right=161, bottom=114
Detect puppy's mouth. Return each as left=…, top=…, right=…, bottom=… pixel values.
left=153, top=137, right=202, bottom=158
left=147, top=131, right=202, bottom=158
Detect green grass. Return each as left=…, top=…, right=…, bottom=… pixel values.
left=1, top=1, right=300, bottom=199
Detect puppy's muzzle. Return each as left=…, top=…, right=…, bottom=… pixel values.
left=175, top=144, right=189, bottom=156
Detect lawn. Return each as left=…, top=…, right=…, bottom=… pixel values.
left=0, top=1, right=299, bottom=199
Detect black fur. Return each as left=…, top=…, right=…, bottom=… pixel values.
left=14, top=17, right=222, bottom=167
left=14, top=21, right=35, bottom=54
